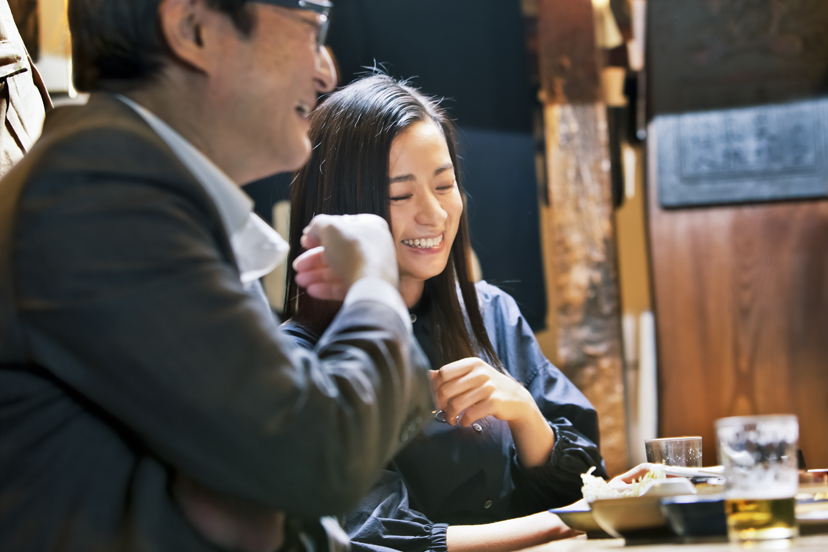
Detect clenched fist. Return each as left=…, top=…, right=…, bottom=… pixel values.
left=293, top=214, right=399, bottom=300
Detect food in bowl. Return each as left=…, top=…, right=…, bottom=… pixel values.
left=580, top=464, right=667, bottom=501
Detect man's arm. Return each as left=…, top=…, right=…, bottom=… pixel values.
left=14, top=169, right=432, bottom=517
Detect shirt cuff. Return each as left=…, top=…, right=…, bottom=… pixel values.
left=430, top=523, right=449, bottom=552
left=344, top=277, right=411, bottom=334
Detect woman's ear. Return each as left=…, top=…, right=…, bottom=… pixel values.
left=158, top=0, right=211, bottom=73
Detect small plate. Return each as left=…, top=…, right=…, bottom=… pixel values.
left=642, top=477, right=697, bottom=497
left=587, top=478, right=696, bottom=540
left=589, top=494, right=673, bottom=539
left=797, top=495, right=828, bottom=535
left=660, top=494, right=727, bottom=538
left=548, top=507, right=612, bottom=539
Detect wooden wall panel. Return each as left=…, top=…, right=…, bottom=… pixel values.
left=647, top=123, right=828, bottom=467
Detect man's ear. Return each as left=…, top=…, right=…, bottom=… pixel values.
left=158, top=0, right=211, bottom=73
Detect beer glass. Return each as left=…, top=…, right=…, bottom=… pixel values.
left=645, top=436, right=703, bottom=467
left=716, top=415, right=799, bottom=544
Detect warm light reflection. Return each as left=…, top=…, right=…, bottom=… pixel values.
left=41, top=0, right=71, bottom=56
left=592, top=0, right=611, bottom=8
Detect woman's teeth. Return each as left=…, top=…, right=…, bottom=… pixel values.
left=402, top=235, right=443, bottom=249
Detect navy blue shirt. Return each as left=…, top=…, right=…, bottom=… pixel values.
left=283, top=282, right=606, bottom=552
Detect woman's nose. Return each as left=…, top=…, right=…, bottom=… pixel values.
left=414, top=192, right=448, bottom=226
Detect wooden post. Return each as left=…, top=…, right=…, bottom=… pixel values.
left=537, top=0, right=628, bottom=475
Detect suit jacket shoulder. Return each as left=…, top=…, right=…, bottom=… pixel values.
left=0, top=93, right=232, bottom=363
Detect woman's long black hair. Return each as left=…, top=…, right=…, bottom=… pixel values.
left=285, top=74, right=501, bottom=369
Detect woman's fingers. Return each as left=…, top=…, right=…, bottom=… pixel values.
left=613, top=463, right=656, bottom=484
left=431, top=358, right=492, bottom=398
left=443, top=386, right=494, bottom=425
left=432, top=357, right=532, bottom=425
left=431, top=358, right=478, bottom=387
left=433, top=371, right=488, bottom=410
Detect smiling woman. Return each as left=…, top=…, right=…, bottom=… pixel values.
left=284, top=74, right=499, bottom=369
left=387, top=120, right=463, bottom=307
left=282, top=74, right=607, bottom=552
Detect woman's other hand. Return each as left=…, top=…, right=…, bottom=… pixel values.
left=612, top=463, right=657, bottom=484
left=430, top=358, right=534, bottom=426
left=430, top=358, right=556, bottom=468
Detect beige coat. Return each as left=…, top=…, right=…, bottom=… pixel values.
left=0, top=0, right=50, bottom=176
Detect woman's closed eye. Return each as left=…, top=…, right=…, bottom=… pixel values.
left=390, top=193, right=412, bottom=202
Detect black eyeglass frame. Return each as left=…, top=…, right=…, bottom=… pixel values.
left=252, top=0, right=332, bottom=49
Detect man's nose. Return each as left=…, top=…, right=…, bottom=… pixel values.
left=314, top=46, right=337, bottom=93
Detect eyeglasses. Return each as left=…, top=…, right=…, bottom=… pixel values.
left=253, top=0, right=332, bottom=49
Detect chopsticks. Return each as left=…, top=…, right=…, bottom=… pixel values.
left=661, top=465, right=725, bottom=478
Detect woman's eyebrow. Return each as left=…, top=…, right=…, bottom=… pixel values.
left=389, top=174, right=415, bottom=184
left=434, top=163, right=454, bottom=176
left=389, top=163, right=454, bottom=184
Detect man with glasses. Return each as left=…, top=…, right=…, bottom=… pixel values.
left=0, top=1, right=432, bottom=551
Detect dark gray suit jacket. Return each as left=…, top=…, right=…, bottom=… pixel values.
left=0, top=94, right=432, bottom=551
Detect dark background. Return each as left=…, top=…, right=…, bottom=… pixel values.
left=246, top=0, right=547, bottom=329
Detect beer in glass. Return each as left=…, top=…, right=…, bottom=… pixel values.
left=716, top=415, right=799, bottom=543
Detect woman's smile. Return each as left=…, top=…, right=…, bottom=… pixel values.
left=401, top=234, right=444, bottom=250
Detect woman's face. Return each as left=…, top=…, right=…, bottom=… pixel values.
left=388, top=120, right=464, bottom=290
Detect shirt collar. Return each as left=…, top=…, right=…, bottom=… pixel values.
left=117, top=94, right=288, bottom=284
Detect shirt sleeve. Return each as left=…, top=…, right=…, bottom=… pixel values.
left=346, top=277, right=412, bottom=335
left=343, top=470, right=449, bottom=552
left=511, top=376, right=606, bottom=512
left=477, top=283, right=606, bottom=510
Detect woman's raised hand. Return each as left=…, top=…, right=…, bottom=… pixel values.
left=429, top=358, right=536, bottom=427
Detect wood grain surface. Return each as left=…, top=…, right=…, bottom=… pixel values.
left=543, top=103, right=628, bottom=476
left=648, top=0, right=828, bottom=116
left=538, top=0, right=601, bottom=105
left=538, top=0, right=628, bottom=476
left=647, top=122, right=828, bottom=468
